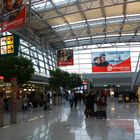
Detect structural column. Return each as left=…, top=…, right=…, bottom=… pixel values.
left=10, top=78, right=17, bottom=123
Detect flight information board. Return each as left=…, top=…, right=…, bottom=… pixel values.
left=0, top=35, right=19, bottom=57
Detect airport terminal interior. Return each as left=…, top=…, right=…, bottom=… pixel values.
left=1, top=0, right=140, bottom=140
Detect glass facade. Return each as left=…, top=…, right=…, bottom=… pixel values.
left=19, top=39, right=57, bottom=77
left=1, top=32, right=140, bottom=77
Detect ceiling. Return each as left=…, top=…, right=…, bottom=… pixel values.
left=9, top=0, right=140, bottom=50
left=1, top=0, right=140, bottom=88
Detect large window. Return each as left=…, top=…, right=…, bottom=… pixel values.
left=19, top=39, right=56, bottom=77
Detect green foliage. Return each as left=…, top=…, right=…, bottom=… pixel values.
left=49, top=68, right=62, bottom=90
left=60, top=70, right=71, bottom=89
left=90, top=81, right=94, bottom=89
left=49, top=68, right=82, bottom=90
left=49, top=68, right=70, bottom=90
left=0, top=56, right=35, bottom=85
left=69, top=73, right=83, bottom=89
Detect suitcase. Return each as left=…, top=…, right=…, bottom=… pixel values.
left=94, top=110, right=106, bottom=119
left=84, top=107, right=94, bottom=117
left=94, top=106, right=107, bottom=119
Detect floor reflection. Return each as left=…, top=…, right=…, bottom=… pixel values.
left=0, top=101, right=139, bottom=140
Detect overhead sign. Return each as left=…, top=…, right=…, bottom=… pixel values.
left=57, top=49, right=74, bottom=66
left=92, top=51, right=131, bottom=72
left=1, top=0, right=26, bottom=32
left=0, top=76, right=4, bottom=80
left=0, top=34, right=20, bottom=57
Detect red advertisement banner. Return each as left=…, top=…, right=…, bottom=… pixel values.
left=92, top=51, right=131, bottom=73
left=1, top=0, right=26, bottom=32
left=57, top=49, right=74, bottom=66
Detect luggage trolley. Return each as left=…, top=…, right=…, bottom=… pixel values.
left=94, top=98, right=107, bottom=119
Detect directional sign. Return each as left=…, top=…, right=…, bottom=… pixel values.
left=7, top=36, right=14, bottom=45
left=0, top=35, right=19, bottom=57
left=7, top=45, right=14, bottom=54
left=1, top=37, right=6, bottom=46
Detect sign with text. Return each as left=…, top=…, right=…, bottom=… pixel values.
left=1, top=0, right=26, bottom=32
left=57, top=49, right=74, bottom=66
left=0, top=34, right=19, bottom=57
left=92, top=51, right=131, bottom=73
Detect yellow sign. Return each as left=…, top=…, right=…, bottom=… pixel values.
left=7, top=45, right=14, bottom=54
left=7, top=36, right=14, bottom=45
left=0, top=35, right=19, bottom=57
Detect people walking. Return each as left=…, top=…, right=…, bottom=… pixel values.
left=73, top=92, right=78, bottom=109
left=84, top=91, right=96, bottom=117
left=68, top=91, right=74, bottom=109
left=43, top=92, right=48, bottom=110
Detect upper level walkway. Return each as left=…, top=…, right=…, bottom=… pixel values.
left=0, top=99, right=140, bottom=140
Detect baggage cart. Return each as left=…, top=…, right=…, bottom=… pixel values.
left=94, top=103, right=107, bottom=119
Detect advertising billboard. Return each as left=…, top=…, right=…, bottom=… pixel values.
left=0, top=34, right=20, bottom=57
left=57, top=49, right=74, bottom=66
left=92, top=51, right=131, bottom=72
left=1, top=0, right=26, bottom=32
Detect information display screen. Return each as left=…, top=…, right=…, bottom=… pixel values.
left=0, top=35, right=19, bottom=57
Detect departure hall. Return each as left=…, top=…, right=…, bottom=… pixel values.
left=0, top=0, right=140, bottom=140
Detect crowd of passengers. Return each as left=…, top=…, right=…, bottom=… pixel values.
left=2, top=88, right=138, bottom=112
left=3, top=89, right=109, bottom=111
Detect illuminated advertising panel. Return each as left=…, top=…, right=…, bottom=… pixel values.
left=0, top=34, right=19, bottom=57
left=1, top=0, right=26, bottom=32
left=57, top=49, right=74, bottom=66
left=92, top=51, right=131, bottom=73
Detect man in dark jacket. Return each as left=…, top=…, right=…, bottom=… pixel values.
left=84, top=91, right=96, bottom=117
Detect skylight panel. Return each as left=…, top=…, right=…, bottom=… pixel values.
left=78, top=37, right=91, bottom=40
left=64, top=39, right=76, bottom=42
left=32, top=0, right=51, bottom=10
left=31, top=0, right=76, bottom=11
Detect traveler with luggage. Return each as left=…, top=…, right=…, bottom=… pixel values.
left=84, top=91, right=96, bottom=117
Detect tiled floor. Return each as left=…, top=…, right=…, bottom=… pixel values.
left=0, top=98, right=140, bottom=140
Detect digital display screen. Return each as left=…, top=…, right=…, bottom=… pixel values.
left=0, top=35, right=19, bottom=57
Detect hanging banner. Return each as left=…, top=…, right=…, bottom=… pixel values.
left=92, top=51, right=131, bottom=72
left=1, top=0, right=26, bottom=32
left=57, top=49, right=74, bottom=66
left=0, top=34, right=20, bottom=57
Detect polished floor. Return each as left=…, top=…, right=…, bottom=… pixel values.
left=0, top=98, right=140, bottom=140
